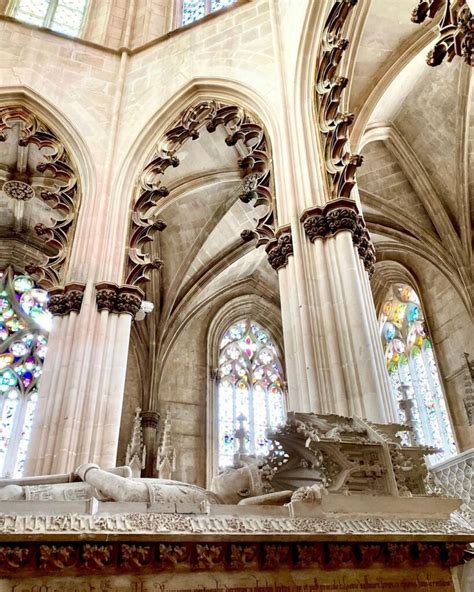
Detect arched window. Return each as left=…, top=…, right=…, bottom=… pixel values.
left=10, top=0, right=89, bottom=37
left=379, top=283, right=456, bottom=463
left=217, top=319, right=286, bottom=470
left=0, top=268, right=51, bottom=477
left=180, top=0, right=237, bottom=26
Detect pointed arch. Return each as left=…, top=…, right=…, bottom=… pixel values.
left=108, top=78, right=283, bottom=285
left=206, top=294, right=285, bottom=483
left=377, top=278, right=457, bottom=463
left=0, top=86, right=95, bottom=286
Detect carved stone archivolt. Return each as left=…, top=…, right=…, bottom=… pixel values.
left=316, top=1, right=363, bottom=200
left=0, top=106, right=80, bottom=288
left=47, top=283, right=86, bottom=316
left=95, top=282, right=144, bottom=316
left=129, top=100, right=276, bottom=286
left=264, top=225, right=293, bottom=271
left=0, top=540, right=466, bottom=576
left=411, top=0, right=473, bottom=66
left=300, top=198, right=376, bottom=276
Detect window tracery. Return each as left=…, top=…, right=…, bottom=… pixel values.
left=379, top=283, right=456, bottom=463
left=217, top=319, right=286, bottom=470
left=11, top=0, right=88, bottom=37
left=0, top=268, right=51, bottom=477
left=181, top=0, right=236, bottom=26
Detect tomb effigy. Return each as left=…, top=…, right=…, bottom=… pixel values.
left=0, top=413, right=471, bottom=591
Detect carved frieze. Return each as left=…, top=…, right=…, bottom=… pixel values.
left=300, top=198, right=376, bottom=276
left=411, top=0, right=473, bottom=66
left=264, top=225, right=294, bottom=271
left=0, top=540, right=467, bottom=576
left=0, top=106, right=80, bottom=288
left=47, top=282, right=86, bottom=316
left=95, top=282, right=144, bottom=316
left=129, top=100, right=277, bottom=285
left=316, top=1, right=363, bottom=200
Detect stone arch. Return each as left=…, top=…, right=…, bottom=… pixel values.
left=107, top=78, right=283, bottom=284
left=0, top=86, right=94, bottom=286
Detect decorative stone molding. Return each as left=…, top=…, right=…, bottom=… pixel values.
left=95, top=282, right=144, bottom=316
left=264, top=225, right=293, bottom=271
left=47, top=282, right=86, bottom=316
left=2, top=179, right=34, bottom=201
left=0, top=539, right=467, bottom=576
left=129, top=100, right=276, bottom=286
left=141, top=410, right=160, bottom=429
left=125, top=408, right=145, bottom=478
left=0, top=510, right=470, bottom=538
left=0, top=106, right=80, bottom=288
left=300, top=198, right=376, bottom=276
left=411, top=0, right=473, bottom=66
left=463, top=352, right=474, bottom=425
left=316, top=1, right=363, bottom=200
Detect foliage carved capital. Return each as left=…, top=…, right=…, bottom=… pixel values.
left=95, top=282, right=144, bottom=317
left=47, top=283, right=85, bottom=316
left=301, top=198, right=375, bottom=277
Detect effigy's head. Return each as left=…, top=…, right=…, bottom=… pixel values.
left=210, top=463, right=264, bottom=505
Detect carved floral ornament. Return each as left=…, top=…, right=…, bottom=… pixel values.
left=411, top=0, right=473, bottom=66
left=300, top=198, right=376, bottom=277
left=264, top=225, right=294, bottom=271
left=95, top=282, right=144, bottom=317
left=316, top=0, right=363, bottom=202
left=48, top=282, right=86, bottom=316
left=0, top=106, right=80, bottom=289
left=0, top=540, right=467, bottom=574
left=127, top=100, right=280, bottom=287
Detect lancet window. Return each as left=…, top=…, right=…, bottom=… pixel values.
left=0, top=268, right=51, bottom=477
left=11, top=0, right=89, bottom=37
left=379, top=283, right=456, bottom=463
left=181, top=0, right=236, bottom=26
left=217, top=319, right=286, bottom=470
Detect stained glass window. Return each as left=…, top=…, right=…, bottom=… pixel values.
left=0, top=267, right=51, bottom=477
left=12, top=0, right=88, bottom=37
left=379, top=284, right=456, bottom=463
left=181, top=0, right=237, bottom=26
left=217, top=319, right=286, bottom=469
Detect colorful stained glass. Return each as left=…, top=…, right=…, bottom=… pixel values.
left=13, top=0, right=88, bottom=37
left=181, top=0, right=237, bottom=26
left=217, top=319, right=286, bottom=469
left=0, top=267, right=51, bottom=477
left=379, top=283, right=456, bottom=462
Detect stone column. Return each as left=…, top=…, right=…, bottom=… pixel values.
left=24, top=284, right=142, bottom=476
left=141, top=410, right=160, bottom=477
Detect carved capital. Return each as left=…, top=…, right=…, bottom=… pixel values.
left=47, top=283, right=85, bottom=316
left=301, top=198, right=375, bottom=277
left=94, top=283, right=144, bottom=316
left=265, top=226, right=293, bottom=271
left=141, top=410, right=160, bottom=429
left=95, top=281, right=118, bottom=312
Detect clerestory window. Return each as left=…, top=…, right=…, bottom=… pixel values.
left=216, top=319, right=286, bottom=470
left=0, top=268, right=51, bottom=477
left=180, top=0, right=237, bottom=26
left=10, top=0, right=89, bottom=37
left=379, top=283, right=456, bottom=463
